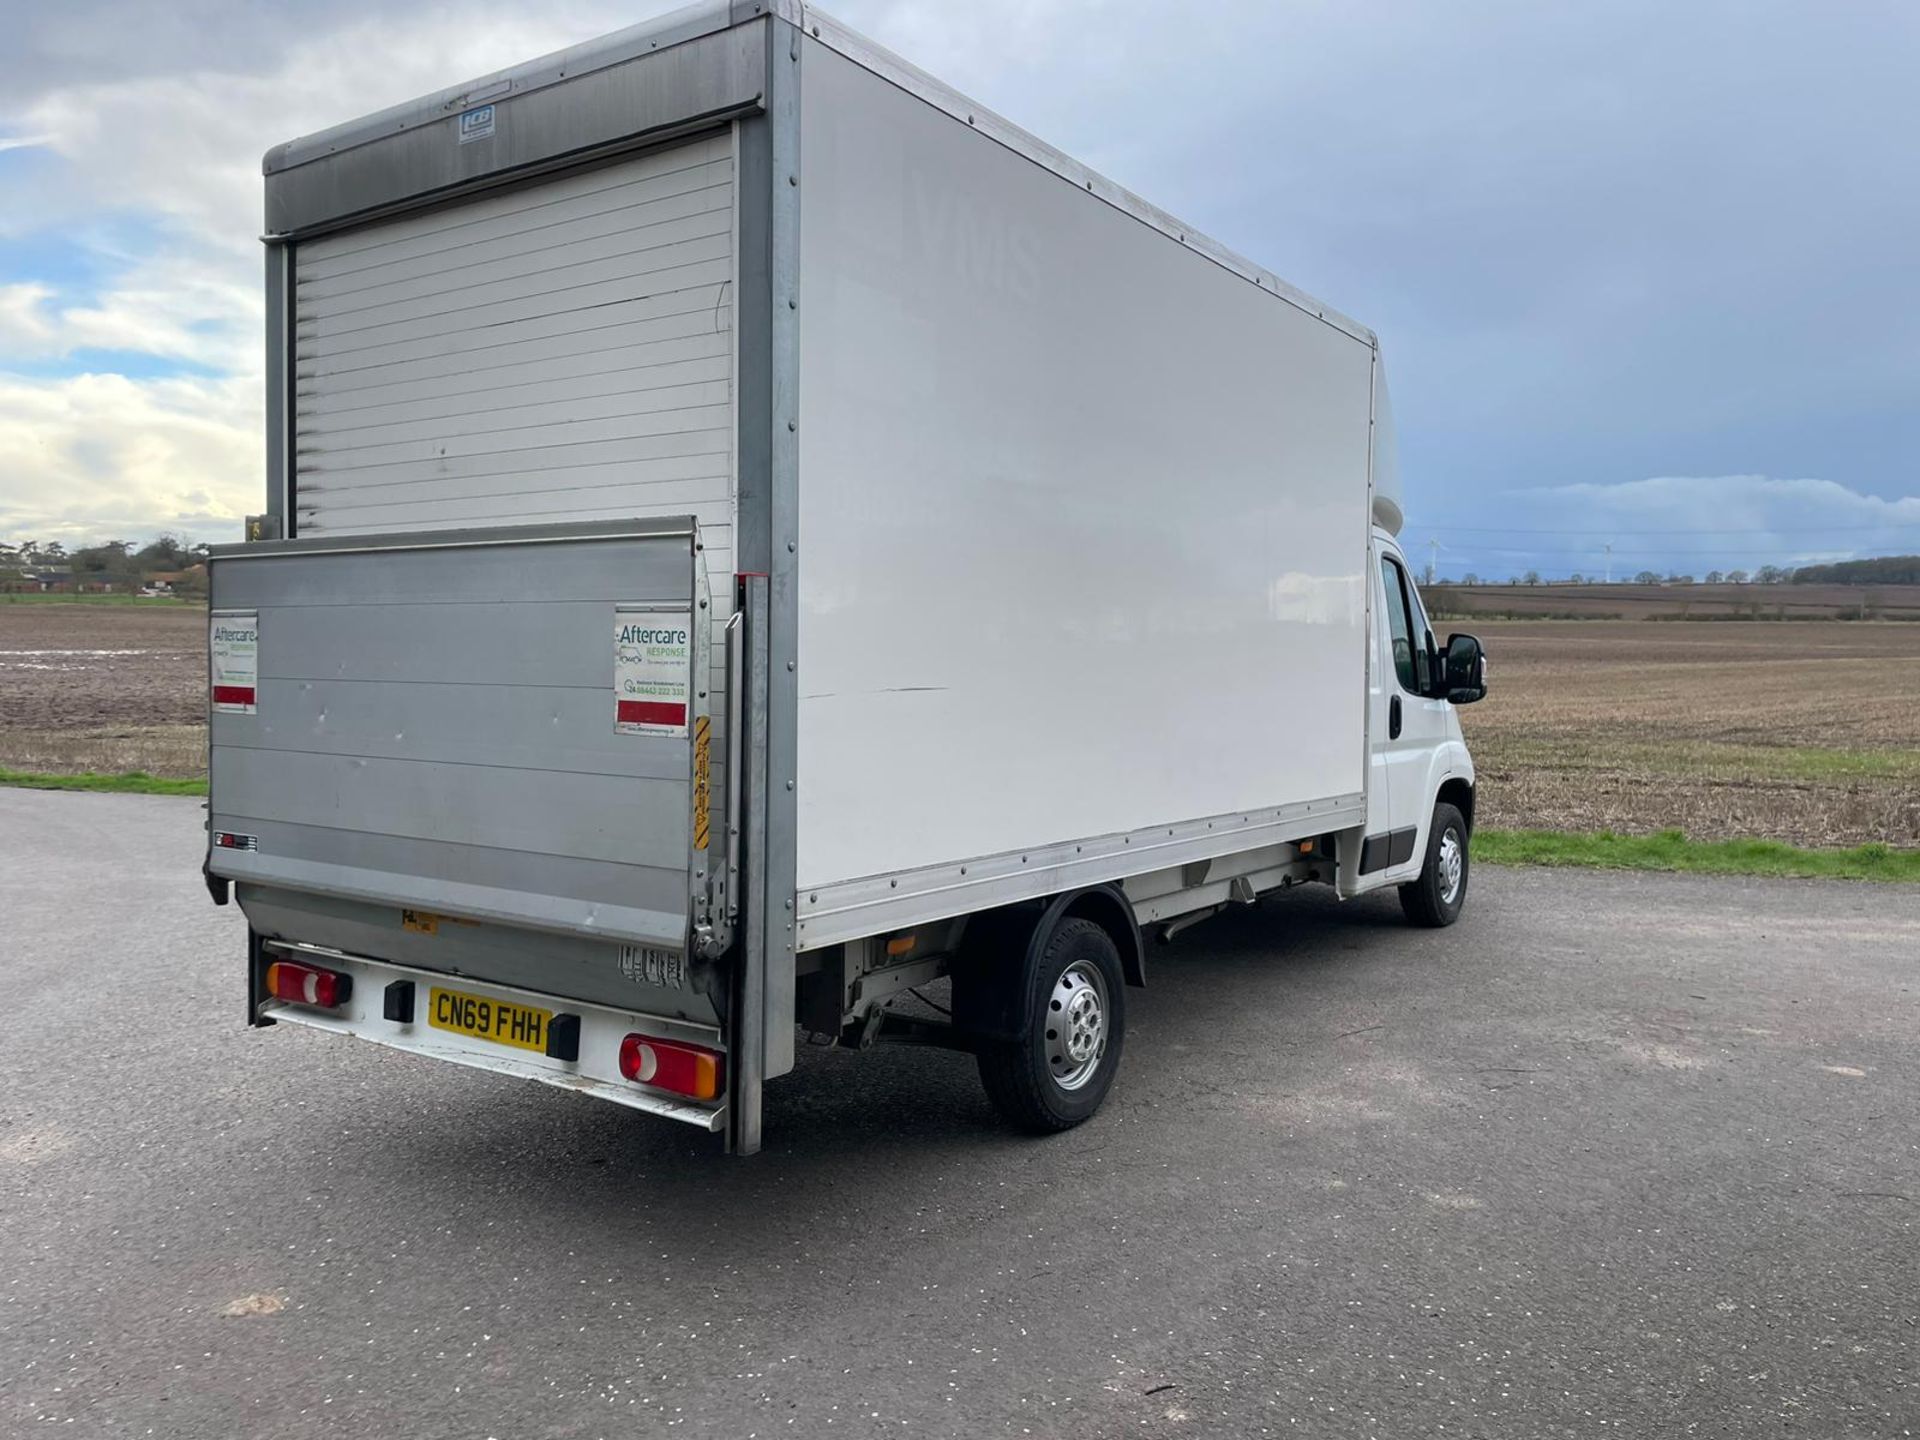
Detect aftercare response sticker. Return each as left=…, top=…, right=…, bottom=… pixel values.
left=210, top=611, right=258, bottom=714
left=614, top=607, right=691, bottom=737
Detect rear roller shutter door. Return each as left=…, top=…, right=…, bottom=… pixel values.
left=290, top=132, right=735, bottom=585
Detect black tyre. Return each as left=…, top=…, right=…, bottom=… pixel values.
left=976, top=918, right=1126, bottom=1133
left=1400, top=801, right=1469, bottom=928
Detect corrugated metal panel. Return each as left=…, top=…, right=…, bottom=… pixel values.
left=290, top=134, right=738, bottom=846
left=292, top=132, right=736, bottom=588
left=208, top=526, right=706, bottom=950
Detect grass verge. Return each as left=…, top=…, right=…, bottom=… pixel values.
left=1478, top=827, right=1920, bottom=882
left=1, top=773, right=1911, bottom=880
left=1473, top=735, right=1920, bottom=783
left=0, top=769, right=207, bottom=796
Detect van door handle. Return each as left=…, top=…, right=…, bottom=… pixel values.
left=1389, top=695, right=1402, bottom=740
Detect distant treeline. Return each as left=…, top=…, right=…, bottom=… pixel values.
left=1789, top=555, right=1920, bottom=586
left=1, top=534, right=211, bottom=595
left=1436, top=552, right=1920, bottom=588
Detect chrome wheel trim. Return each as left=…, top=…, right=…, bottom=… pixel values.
left=1044, top=959, right=1109, bottom=1091
left=1438, top=827, right=1465, bottom=906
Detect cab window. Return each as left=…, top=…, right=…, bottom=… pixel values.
left=1381, top=555, right=1429, bottom=694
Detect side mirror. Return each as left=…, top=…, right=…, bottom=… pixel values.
left=1440, top=633, right=1487, bottom=704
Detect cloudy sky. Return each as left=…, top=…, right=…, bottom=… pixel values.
left=2, top=0, right=1916, bottom=578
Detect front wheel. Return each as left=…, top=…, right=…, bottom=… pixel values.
left=976, top=918, right=1126, bottom=1133
left=1400, top=801, right=1469, bottom=928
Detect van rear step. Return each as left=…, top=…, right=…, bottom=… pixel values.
left=255, top=943, right=728, bottom=1131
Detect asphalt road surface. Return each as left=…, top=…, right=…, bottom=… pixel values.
left=2, top=788, right=1915, bottom=1439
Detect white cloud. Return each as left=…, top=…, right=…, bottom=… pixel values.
left=0, top=371, right=258, bottom=545
left=0, top=3, right=640, bottom=545
left=14, top=7, right=637, bottom=257
left=1518, top=475, right=1920, bottom=546
left=0, top=259, right=256, bottom=371
left=0, top=284, right=59, bottom=353
left=60, top=253, right=259, bottom=372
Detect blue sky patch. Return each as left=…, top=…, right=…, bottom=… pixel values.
left=0, top=213, right=181, bottom=297
left=1, top=349, right=224, bottom=382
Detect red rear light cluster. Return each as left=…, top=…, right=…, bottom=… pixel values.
left=619, top=1034, right=723, bottom=1100
left=264, top=959, right=352, bottom=1009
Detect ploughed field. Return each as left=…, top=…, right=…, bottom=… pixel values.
left=1462, top=620, right=1920, bottom=846
left=0, top=602, right=206, bottom=777
left=1432, top=580, right=1920, bottom=622
left=2, top=602, right=1916, bottom=849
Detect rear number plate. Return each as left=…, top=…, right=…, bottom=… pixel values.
left=428, top=987, right=550, bottom=1052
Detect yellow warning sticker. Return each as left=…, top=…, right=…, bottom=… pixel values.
left=401, top=909, right=439, bottom=935
left=692, top=715, right=712, bottom=851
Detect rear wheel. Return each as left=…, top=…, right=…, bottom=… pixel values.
left=1400, top=801, right=1469, bottom=928
left=977, top=918, right=1126, bottom=1132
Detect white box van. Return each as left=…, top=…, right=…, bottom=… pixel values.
left=206, top=0, right=1487, bottom=1152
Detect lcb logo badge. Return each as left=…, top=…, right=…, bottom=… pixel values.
left=458, top=104, right=496, bottom=144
